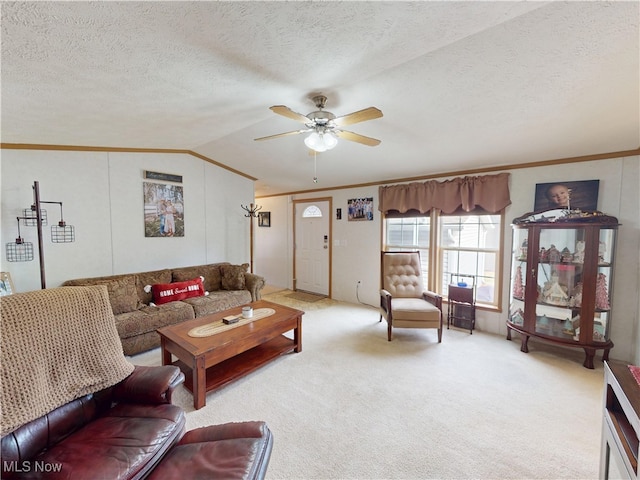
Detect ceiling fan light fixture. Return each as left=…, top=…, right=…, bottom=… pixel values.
left=304, top=131, right=337, bottom=152
left=323, top=132, right=338, bottom=150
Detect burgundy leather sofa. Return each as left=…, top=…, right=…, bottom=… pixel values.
left=1, top=365, right=274, bottom=480
left=1, top=365, right=186, bottom=480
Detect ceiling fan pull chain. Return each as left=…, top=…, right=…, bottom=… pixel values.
left=313, top=151, right=318, bottom=183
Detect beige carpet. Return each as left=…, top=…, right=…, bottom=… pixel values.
left=130, top=299, right=605, bottom=479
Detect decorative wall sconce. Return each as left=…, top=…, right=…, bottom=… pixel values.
left=241, top=203, right=262, bottom=273
left=4, top=181, right=75, bottom=289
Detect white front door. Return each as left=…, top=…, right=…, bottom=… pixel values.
left=294, top=199, right=330, bottom=296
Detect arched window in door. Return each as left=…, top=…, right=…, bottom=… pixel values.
left=302, top=205, right=323, bottom=218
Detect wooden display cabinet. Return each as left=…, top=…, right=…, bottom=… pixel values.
left=507, top=209, right=619, bottom=369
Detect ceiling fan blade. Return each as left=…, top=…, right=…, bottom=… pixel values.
left=254, top=129, right=311, bottom=142
left=270, top=105, right=311, bottom=124
left=333, top=107, right=383, bottom=127
left=335, top=130, right=381, bottom=147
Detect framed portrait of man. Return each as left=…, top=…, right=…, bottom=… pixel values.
left=534, top=180, right=599, bottom=211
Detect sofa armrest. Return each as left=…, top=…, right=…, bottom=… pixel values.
left=147, top=422, right=273, bottom=480
left=112, top=365, right=185, bottom=405
left=245, top=272, right=266, bottom=301
left=178, top=421, right=271, bottom=444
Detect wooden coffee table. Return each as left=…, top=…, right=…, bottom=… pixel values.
left=157, top=299, right=303, bottom=409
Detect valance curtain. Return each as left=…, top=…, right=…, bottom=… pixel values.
left=378, top=172, right=511, bottom=215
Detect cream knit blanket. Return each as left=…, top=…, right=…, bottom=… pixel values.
left=1, top=286, right=135, bottom=436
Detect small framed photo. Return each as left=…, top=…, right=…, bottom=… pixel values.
left=0, top=272, right=15, bottom=296
left=348, top=197, right=374, bottom=221
left=258, top=211, right=271, bottom=227
left=534, top=180, right=599, bottom=211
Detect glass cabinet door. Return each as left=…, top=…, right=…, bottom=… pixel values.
left=534, top=227, right=583, bottom=341
left=509, top=228, right=527, bottom=327
left=593, top=228, right=616, bottom=342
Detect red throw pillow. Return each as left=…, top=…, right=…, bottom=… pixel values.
left=151, top=277, right=205, bottom=305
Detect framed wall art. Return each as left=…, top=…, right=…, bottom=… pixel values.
left=348, top=197, right=374, bottom=221
left=258, top=211, right=271, bottom=227
left=0, top=272, right=15, bottom=296
left=143, top=182, right=184, bottom=237
left=533, top=180, right=599, bottom=212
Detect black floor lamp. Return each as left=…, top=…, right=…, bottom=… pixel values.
left=5, top=181, right=75, bottom=289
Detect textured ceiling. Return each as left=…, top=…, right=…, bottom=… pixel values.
left=2, top=1, right=638, bottom=196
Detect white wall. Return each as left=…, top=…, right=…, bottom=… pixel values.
left=253, top=196, right=291, bottom=288
left=2, top=149, right=637, bottom=364
left=255, top=156, right=640, bottom=364
left=1, top=149, right=254, bottom=292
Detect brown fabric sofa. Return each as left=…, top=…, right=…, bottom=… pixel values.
left=64, top=262, right=266, bottom=355
left=0, top=285, right=273, bottom=480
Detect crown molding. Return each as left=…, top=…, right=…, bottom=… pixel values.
left=255, top=147, right=640, bottom=198
left=0, top=143, right=258, bottom=181
left=2, top=143, right=637, bottom=197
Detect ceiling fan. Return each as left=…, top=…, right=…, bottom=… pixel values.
left=254, top=95, right=383, bottom=152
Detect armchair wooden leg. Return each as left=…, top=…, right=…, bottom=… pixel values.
left=387, top=322, right=392, bottom=341
left=379, top=314, right=382, bottom=323
left=438, top=327, right=443, bottom=343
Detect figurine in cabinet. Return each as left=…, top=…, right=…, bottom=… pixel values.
left=593, top=321, right=605, bottom=341
left=562, top=317, right=574, bottom=336
left=569, top=282, right=583, bottom=308
left=561, top=247, right=572, bottom=262
left=548, top=244, right=561, bottom=263
left=595, top=273, right=610, bottom=310
left=542, top=272, right=569, bottom=306
left=512, top=266, right=524, bottom=299
left=539, top=247, right=549, bottom=262
left=510, top=308, right=524, bottom=326
left=520, top=238, right=528, bottom=260
left=598, top=241, right=607, bottom=264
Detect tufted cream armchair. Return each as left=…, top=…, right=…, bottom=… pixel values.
left=379, top=251, right=443, bottom=342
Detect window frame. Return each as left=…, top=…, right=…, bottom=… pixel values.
left=383, top=209, right=504, bottom=312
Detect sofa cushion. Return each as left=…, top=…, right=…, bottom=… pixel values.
left=93, top=276, right=139, bottom=315
left=63, top=274, right=139, bottom=314
left=136, top=269, right=172, bottom=305
left=115, top=302, right=195, bottom=339
left=172, top=264, right=224, bottom=292
left=220, top=264, right=249, bottom=290
left=182, top=290, right=252, bottom=317
left=151, top=278, right=205, bottom=305
left=22, top=403, right=185, bottom=480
